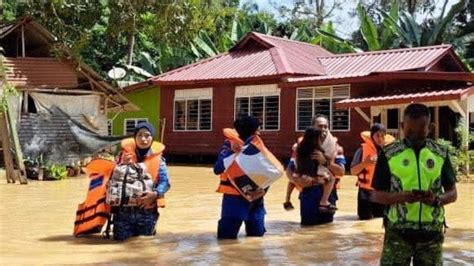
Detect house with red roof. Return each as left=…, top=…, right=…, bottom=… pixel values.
left=124, top=32, right=473, bottom=160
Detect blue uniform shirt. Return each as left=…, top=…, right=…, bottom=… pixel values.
left=155, top=158, right=170, bottom=197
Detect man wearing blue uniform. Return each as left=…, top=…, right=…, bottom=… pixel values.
left=286, top=115, right=345, bottom=225
left=214, top=116, right=266, bottom=239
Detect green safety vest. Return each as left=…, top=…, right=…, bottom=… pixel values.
left=384, top=139, right=446, bottom=232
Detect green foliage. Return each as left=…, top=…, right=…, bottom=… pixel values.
left=436, top=139, right=466, bottom=179
left=379, top=0, right=467, bottom=47
left=437, top=118, right=472, bottom=178
left=45, top=164, right=68, bottom=180
left=3, top=0, right=472, bottom=77
left=310, top=23, right=357, bottom=53
left=358, top=4, right=381, bottom=50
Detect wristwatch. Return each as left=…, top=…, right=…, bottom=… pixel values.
left=432, top=196, right=441, bottom=207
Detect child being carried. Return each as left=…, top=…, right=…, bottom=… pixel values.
left=294, top=128, right=337, bottom=213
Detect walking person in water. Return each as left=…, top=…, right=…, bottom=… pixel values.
left=294, top=127, right=337, bottom=212
left=351, top=123, right=388, bottom=220
left=371, top=103, right=457, bottom=265
left=112, top=122, right=170, bottom=241
left=286, top=115, right=345, bottom=225
left=214, top=116, right=267, bottom=239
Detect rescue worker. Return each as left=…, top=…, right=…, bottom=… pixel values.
left=350, top=123, right=387, bottom=220
left=214, top=116, right=267, bottom=239
left=113, top=122, right=170, bottom=241
left=371, top=103, right=457, bottom=265
left=286, top=115, right=345, bottom=225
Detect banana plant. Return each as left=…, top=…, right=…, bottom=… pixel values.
left=312, top=22, right=357, bottom=53
left=191, top=30, right=219, bottom=58
left=190, top=15, right=273, bottom=60
left=379, top=0, right=466, bottom=47
left=357, top=2, right=399, bottom=51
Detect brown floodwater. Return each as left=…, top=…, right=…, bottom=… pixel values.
left=0, top=166, right=473, bottom=265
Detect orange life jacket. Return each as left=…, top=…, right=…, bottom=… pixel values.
left=216, top=128, right=243, bottom=196
left=74, top=158, right=115, bottom=236
left=357, top=133, right=377, bottom=191
left=73, top=139, right=165, bottom=237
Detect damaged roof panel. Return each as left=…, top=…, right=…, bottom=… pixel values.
left=4, top=57, right=78, bottom=88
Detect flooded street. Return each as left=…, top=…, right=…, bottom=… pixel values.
left=1, top=166, right=473, bottom=265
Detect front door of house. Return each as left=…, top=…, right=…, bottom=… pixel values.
left=373, top=106, right=447, bottom=142
left=372, top=108, right=401, bottom=139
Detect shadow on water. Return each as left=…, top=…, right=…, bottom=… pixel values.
left=39, top=234, right=117, bottom=245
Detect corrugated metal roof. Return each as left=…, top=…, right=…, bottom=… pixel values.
left=155, top=47, right=278, bottom=83
left=287, top=70, right=474, bottom=84
left=321, top=45, right=451, bottom=74
left=150, top=31, right=460, bottom=85
left=336, top=86, right=474, bottom=109
left=4, top=57, right=78, bottom=88
left=0, top=22, right=17, bottom=37
left=151, top=32, right=332, bottom=84
left=288, top=45, right=453, bottom=83
left=253, top=32, right=332, bottom=75
left=1, top=17, right=56, bottom=41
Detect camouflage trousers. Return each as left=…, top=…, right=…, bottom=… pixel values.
left=381, top=228, right=444, bottom=266
left=112, top=208, right=158, bottom=241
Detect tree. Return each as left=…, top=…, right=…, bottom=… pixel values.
left=359, top=0, right=437, bottom=17
left=357, top=3, right=399, bottom=50
left=452, top=0, right=474, bottom=69
left=273, top=0, right=343, bottom=31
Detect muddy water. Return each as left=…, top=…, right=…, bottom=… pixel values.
left=0, top=166, right=473, bottom=265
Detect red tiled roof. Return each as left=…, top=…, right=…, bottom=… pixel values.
left=5, top=57, right=78, bottom=88
left=335, top=86, right=474, bottom=109
left=150, top=32, right=332, bottom=84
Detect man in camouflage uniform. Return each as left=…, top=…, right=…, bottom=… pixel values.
left=371, top=103, right=457, bottom=265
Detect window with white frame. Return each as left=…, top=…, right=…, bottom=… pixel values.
left=107, top=119, right=113, bottom=136
left=234, top=84, right=280, bottom=130
left=174, top=88, right=212, bottom=131
left=296, top=85, right=350, bottom=131
left=124, top=118, right=148, bottom=135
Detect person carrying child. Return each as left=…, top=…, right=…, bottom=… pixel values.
left=295, top=127, right=337, bottom=212
left=285, top=115, right=345, bottom=225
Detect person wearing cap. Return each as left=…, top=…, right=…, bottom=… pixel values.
left=112, top=122, right=170, bottom=241
left=350, top=123, right=388, bottom=220
left=213, top=116, right=267, bottom=239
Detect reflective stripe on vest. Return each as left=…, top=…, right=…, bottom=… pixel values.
left=385, top=140, right=446, bottom=231
left=74, top=159, right=115, bottom=236
left=217, top=129, right=242, bottom=195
